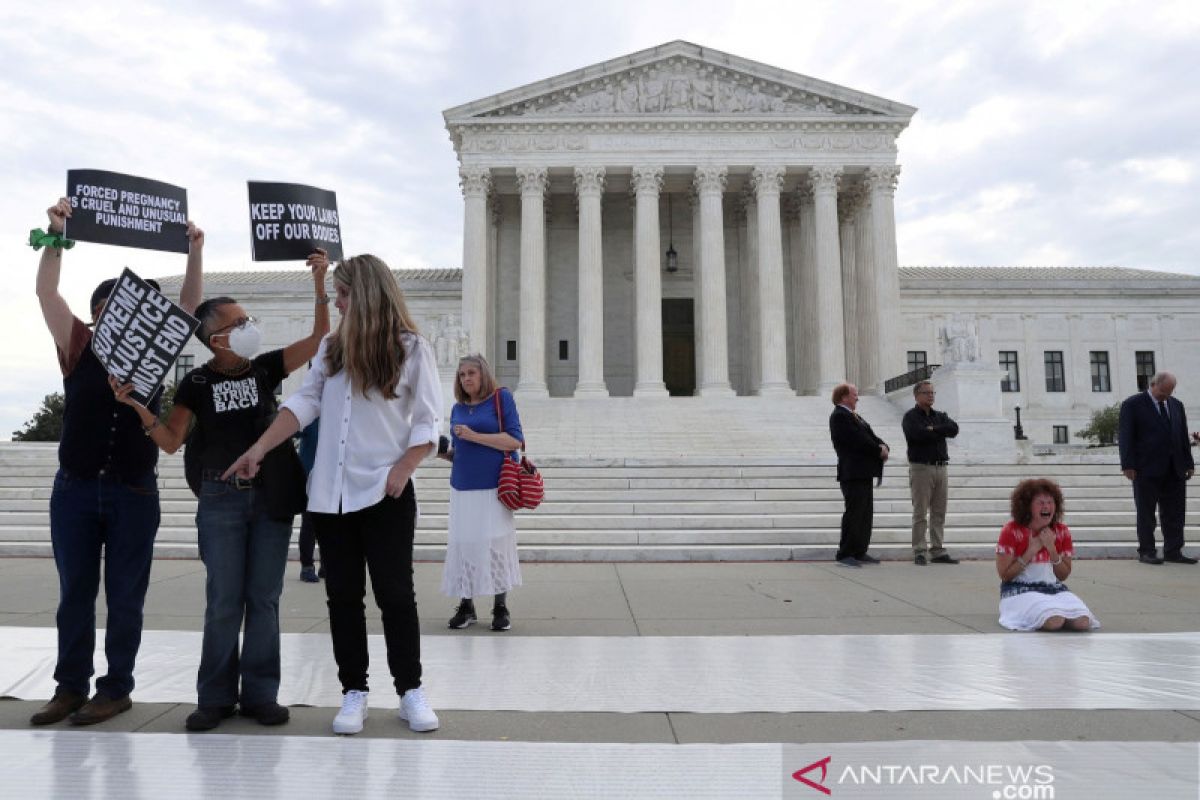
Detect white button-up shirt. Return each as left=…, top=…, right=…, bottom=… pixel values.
left=282, top=332, right=442, bottom=514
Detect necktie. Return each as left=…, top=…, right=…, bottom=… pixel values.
left=1158, top=399, right=1169, bottom=420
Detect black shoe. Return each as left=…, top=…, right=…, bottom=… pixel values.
left=448, top=599, right=477, bottom=629
left=299, top=565, right=319, bottom=583
left=185, top=705, right=236, bottom=731
left=1138, top=553, right=1165, bottom=565
left=857, top=554, right=881, bottom=565
left=931, top=554, right=960, bottom=565
left=836, top=557, right=862, bottom=568
left=240, top=702, right=290, bottom=726
left=491, top=603, right=512, bottom=631
left=914, top=554, right=927, bottom=566
left=1164, top=553, right=1199, bottom=564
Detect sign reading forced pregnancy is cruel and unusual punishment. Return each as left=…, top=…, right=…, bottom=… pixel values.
left=91, top=269, right=200, bottom=407
left=247, top=181, right=343, bottom=261
left=65, top=170, right=189, bottom=253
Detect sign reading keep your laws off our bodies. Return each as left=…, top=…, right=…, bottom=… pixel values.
left=66, top=170, right=189, bottom=253
left=91, top=269, right=200, bottom=407
left=247, top=181, right=343, bottom=261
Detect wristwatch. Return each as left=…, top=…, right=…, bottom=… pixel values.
left=315, top=295, right=330, bottom=305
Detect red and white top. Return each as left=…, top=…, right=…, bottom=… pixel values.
left=995, top=521, right=1075, bottom=562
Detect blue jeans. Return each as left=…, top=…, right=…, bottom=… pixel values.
left=195, top=480, right=291, bottom=707
left=49, top=468, right=159, bottom=699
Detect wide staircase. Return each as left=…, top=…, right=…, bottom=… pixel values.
left=2, top=435, right=1193, bottom=562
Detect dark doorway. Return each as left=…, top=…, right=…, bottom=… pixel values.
left=662, top=299, right=696, bottom=396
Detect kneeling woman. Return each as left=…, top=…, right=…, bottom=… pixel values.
left=995, top=478, right=1099, bottom=632
left=116, top=251, right=329, bottom=730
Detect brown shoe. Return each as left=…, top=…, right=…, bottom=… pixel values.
left=30, top=690, right=88, bottom=726
left=68, top=694, right=133, bottom=726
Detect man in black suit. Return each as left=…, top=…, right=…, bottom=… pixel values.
left=1118, top=371, right=1196, bottom=564
left=829, top=383, right=889, bottom=567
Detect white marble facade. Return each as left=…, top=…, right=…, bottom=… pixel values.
left=444, top=40, right=915, bottom=399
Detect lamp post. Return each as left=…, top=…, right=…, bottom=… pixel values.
left=664, top=192, right=678, bottom=273
left=1013, top=405, right=1027, bottom=440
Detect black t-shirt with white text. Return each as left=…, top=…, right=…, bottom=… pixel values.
left=174, top=349, right=287, bottom=473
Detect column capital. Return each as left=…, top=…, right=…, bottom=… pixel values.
left=808, top=165, right=843, bottom=195
left=866, top=164, right=901, bottom=195
left=692, top=165, right=728, bottom=195
left=516, top=167, right=549, bottom=196
left=630, top=165, right=664, bottom=196
left=751, top=165, right=786, bottom=196
left=574, top=165, right=607, bottom=197
left=459, top=166, right=492, bottom=198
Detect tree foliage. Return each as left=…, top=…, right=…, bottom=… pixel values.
left=1074, top=402, right=1120, bottom=446
left=12, top=392, right=65, bottom=441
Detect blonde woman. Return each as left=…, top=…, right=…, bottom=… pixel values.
left=439, top=355, right=523, bottom=631
left=225, top=254, right=443, bottom=735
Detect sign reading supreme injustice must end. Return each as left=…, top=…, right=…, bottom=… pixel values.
left=247, top=181, right=343, bottom=261
left=65, top=169, right=189, bottom=253
left=91, top=269, right=200, bottom=407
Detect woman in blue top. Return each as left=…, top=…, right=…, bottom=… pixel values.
left=440, top=354, right=524, bottom=631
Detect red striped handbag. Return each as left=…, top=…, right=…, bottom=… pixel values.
left=495, top=390, right=543, bottom=511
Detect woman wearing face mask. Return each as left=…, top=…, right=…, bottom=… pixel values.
left=114, top=249, right=329, bottom=731
left=995, top=478, right=1098, bottom=632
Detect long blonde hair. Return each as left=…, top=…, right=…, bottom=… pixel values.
left=454, top=354, right=499, bottom=404
left=325, top=254, right=419, bottom=399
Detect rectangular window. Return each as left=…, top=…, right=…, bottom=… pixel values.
left=1053, top=425, right=1069, bottom=444
left=906, top=351, right=927, bottom=373
left=506, top=340, right=517, bottom=361
left=999, top=351, right=1020, bottom=392
left=1044, top=351, right=1066, bottom=392
left=559, top=340, right=569, bottom=361
left=174, top=354, right=194, bottom=384
left=1089, top=351, right=1111, bottom=392
left=1136, top=351, right=1155, bottom=391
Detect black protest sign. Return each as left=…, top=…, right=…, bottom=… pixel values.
left=65, top=170, right=189, bottom=253
left=248, top=181, right=343, bottom=261
left=91, top=269, right=200, bottom=407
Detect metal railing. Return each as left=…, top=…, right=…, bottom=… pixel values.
left=883, top=364, right=941, bottom=394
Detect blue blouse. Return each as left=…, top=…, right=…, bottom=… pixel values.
left=449, top=388, right=525, bottom=490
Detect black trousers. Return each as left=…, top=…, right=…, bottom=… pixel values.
left=837, top=479, right=874, bottom=561
left=312, top=483, right=421, bottom=695
left=1133, top=473, right=1188, bottom=557
left=298, top=511, right=319, bottom=567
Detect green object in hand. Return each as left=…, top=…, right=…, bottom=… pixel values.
left=29, top=228, right=75, bottom=251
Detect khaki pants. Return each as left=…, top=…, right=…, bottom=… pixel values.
left=909, top=463, right=949, bottom=557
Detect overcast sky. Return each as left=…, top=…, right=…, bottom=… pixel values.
left=2, top=0, right=1198, bottom=438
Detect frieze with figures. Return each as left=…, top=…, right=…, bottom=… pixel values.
left=478, top=59, right=884, bottom=118
left=458, top=130, right=899, bottom=156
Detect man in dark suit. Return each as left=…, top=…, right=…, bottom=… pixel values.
left=829, top=383, right=889, bottom=567
left=1118, top=371, right=1196, bottom=564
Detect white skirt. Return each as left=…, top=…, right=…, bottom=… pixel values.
left=998, top=588, right=1100, bottom=631
left=441, top=487, right=522, bottom=599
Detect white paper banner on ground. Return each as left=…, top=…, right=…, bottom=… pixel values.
left=0, top=733, right=1194, bottom=800
left=3, top=628, right=1200, bottom=713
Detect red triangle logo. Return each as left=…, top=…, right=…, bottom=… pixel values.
left=792, top=756, right=832, bottom=795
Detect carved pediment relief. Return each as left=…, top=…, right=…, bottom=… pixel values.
left=478, top=57, right=884, bottom=118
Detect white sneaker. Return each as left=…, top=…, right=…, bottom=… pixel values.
left=332, top=690, right=368, bottom=735
left=398, top=687, right=439, bottom=732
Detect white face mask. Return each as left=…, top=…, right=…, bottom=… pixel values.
left=225, top=322, right=263, bottom=359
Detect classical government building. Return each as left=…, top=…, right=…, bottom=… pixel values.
left=163, top=42, right=1200, bottom=452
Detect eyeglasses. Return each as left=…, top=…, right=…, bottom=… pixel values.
left=211, top=316, right=257, bottom=336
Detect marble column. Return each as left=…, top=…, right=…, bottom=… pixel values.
left=797, top=188, right=819, bottom=394
left=868, top=165, right=903, bottom=394
left=693, top=166, right=734, bottom=396
left=459, top=167, right=492, bottom=358
left=838, top=195, right=859, bottom=387
left=631, top=166, right=668, bottom=397
left=573, top=166, right=608, bottom=397
left=751, top=165, right=791, bottom=395
left=690, top=190, right=705, bottom=392
left=740, top=187, right=760, bottom=394
left=810, top=165, right=846, bottom=395
left=516, top=167, right=549, bottom=397
left=853, top=186, right=879, bottom=395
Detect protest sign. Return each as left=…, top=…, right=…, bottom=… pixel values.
left=247, top=181, right=343, bottom=261
left=91, top=269, right=200, bottom=407
left=65, top=170, right=190, bottom=253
